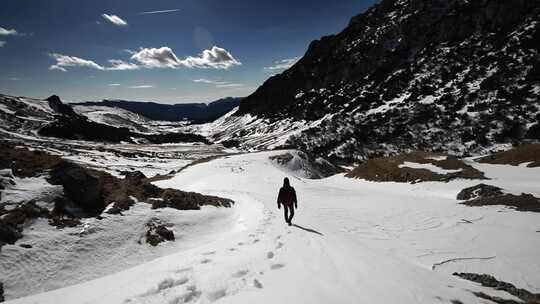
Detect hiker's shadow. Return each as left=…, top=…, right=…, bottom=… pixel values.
left=292, top=224, right=324, bottom=236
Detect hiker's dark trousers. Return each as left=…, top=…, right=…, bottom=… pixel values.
left=283, top=204, right=294, bottom=224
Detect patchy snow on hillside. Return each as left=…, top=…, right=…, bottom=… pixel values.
left=8, top=150, right=539, bottom=304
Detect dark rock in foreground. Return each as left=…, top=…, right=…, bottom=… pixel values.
left=461, top=193, right=540, bottom=213
left=457, top=183, right=540, bottom=213
left=0, top=220, right=23, bottom=247
left=454, top=272, right=540, bottom=304
left=146, top=219, right=175, bottom=246
left=0, top=142, right=234, bottom=248
left=456, top=184, right=503, bottom=201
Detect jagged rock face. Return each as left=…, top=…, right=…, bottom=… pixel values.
left=235, top=0, right=540, bottom=162
left=46, top=95, right=77, bottom=116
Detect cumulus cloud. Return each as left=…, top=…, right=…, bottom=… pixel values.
left=0, top=27, right=18, bottom=36
left=48, top=46, right=240, bottom=72
left=181, top=46, right=241, bottom=69
left=139, top=9, right=180, bottom=15
left=130, top=46, right=241, bottom=69
left=101, top=14, right=128, bottom=26
left=130, top=47, right=181, bottom=68
left=0, top=41, right=5, bottom=47
left=264, top=57, right=300, bottom=71
left=49, top=53, right=104, bottom=72
left=107, top=59, right=139, bottom=70
left=49, top=54, right=140, bottom=71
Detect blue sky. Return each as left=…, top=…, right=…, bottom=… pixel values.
left=0, top=0, right=377, bottom=104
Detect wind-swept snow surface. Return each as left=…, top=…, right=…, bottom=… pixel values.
left=8, top=151, right=540, bottom=303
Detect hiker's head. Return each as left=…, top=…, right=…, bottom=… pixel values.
left=283, top=177, right=290, bottom=187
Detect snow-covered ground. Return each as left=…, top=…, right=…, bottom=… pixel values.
left=7, top=150, right=540, bottom=304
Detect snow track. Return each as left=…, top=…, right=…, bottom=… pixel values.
left=8, top=151, right=540, bottom=303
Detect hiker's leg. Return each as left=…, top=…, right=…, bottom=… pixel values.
left=288, top=205, right=295, bottom=223
left=284, top=206, right=289, bottom=223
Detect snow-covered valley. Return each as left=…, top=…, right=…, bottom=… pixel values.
left=4, top=149, right=539, bottom=304
left=1, top=0, right=539, bottom=302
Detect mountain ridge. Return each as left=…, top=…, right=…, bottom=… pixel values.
left=76, top=97, right=242, bottom=123
left=220, top=0, right=540, bottom=163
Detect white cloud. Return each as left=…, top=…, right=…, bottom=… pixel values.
left=193, top=78, right=228, bottom=85
left=0, top=41, right=5, bottom=47
left=128, top=85, right=154, bottom=89
left=139, top=9, right=181, bottom=15
left=216, top=83, right=243, bottom=88
left=0, top=27, right=17, bottom=36
left=181, top=46, right=241, bottom=69
left=130, top=47, right=181, bottom=68
left=107, top=59, right=139, bottom=70
left=193, top=78, right=243, bottom=89
left=49, top=46, right=240, bottom=72
left=49, top=53, right=105, bottom=72
left=131, top=46, right=241, bottom=69
left=264, top=57, right=300, bottom=70
left=101, top=14, right=128, bottom=27
left=49, top=54, right=140, bottom=71
left=108, top=83, right=121, bottom=86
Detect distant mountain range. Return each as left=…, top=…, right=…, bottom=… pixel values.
left=210, top=0, right=540, bottom=163
left=76, top=97, right=242, bottom=123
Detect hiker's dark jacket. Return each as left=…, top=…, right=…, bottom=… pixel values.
left=277, top=186, right=297, bottom=208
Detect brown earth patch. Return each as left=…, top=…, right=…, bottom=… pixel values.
left=346, top=151, right=485, bottom=183
left=478, top=144, right=540, bottom=168
left=0, top=142, right=62, bottom=177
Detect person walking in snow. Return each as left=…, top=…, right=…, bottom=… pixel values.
left=277, top=177, right=297, bottom=226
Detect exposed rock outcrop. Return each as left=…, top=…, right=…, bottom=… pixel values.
left=454, top=273, right=540, bottom=304
left=145, top=219, right=175, bottom=246
left=456, top=184, right=503, bottom=201
left=457, top=183, right=540, bottom=213
left=269, top=151, right=342, bottom=179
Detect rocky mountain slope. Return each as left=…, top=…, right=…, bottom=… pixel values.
left=76, top=97, right=242, bottom=123
left=211, top=0, right=540, bottom=163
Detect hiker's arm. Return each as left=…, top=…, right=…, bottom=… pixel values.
left=277, top=189, right=282, bottom=209
left=294, top=190, right=298, bottom=209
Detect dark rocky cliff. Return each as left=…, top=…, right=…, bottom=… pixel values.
left=233, top=0, right=540, bottom=162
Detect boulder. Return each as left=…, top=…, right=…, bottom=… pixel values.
left=0, top=220, right=22, bottom=245
left=48, top=161, right=104, bottom=216
left=456, top=184, right=504, bottom=201
left=145, top=220, right=175, bottom=246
